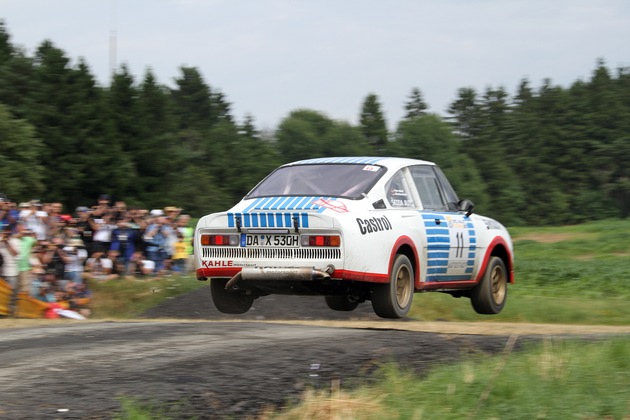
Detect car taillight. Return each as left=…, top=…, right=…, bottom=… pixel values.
left=300, top=235, right=341, bottom=247
left=200, top=234, right=239, bottom=246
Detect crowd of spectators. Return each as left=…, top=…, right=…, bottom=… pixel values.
left=0, top=193, right=194, bottom=317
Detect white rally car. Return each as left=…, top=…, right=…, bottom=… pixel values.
left=194, top=157, right=514, bottom=319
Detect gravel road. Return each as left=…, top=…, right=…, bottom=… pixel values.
left=1, top=285, right=628, bottom=419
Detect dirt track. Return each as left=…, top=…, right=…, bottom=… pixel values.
left=1, top=286, right=629, bottom=419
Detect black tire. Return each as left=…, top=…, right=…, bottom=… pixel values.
left=371, top=254, right=414, bottom=319
left=210, top=278, right=255, bottom=314
left=325, top=295, right=359, bottom=312
left=471, top=256, right=508, bottom=314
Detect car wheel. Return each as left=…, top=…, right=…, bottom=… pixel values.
left=210, top=278, right=255, bottom=314
left=471, top=256, right=508, bottom=314
left=371, top=254, right=414, bottom=319
left=324, top=295, right=359, bottom=311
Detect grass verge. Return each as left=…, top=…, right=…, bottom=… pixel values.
left=87, top=274, right=205, bottom=319
left=265, top=337, right=630, bottom=419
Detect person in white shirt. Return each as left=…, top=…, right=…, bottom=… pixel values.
left=19, top=201, right=48, bottom=241
left=84, top=251, right=118, bottom=281
left=0, top=229, right=20, bottom=287
left=1, top=228, right=21, bottom=315
left=63, top=238, right=88, bottom=284
left=127, top=250, right=155, bottom=279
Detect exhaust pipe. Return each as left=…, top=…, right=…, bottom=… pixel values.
left=225, top=265, right=335, bottom=290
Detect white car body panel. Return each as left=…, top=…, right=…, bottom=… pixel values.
left=195, top=156, right=513, bottom=288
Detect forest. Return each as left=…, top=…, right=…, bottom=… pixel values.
left=1, top=20, right=629, bottom=226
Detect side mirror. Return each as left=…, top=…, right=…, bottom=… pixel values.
left=372, top=199, right=386, bottom=209
left=458, top=199, right=475, bottom=217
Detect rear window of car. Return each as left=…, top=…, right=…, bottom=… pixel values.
left=247, top=164, right=386, bottom=199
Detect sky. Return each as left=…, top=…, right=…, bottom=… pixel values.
left=1, top=0, right=629, bottom=130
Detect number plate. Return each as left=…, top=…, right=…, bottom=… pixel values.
left=242, top=234, right=300, bottom=248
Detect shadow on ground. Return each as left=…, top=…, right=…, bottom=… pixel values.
left=141, top=284, right=383, bottom=321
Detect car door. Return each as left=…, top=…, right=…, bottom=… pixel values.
left=409, top=165, right=478, bottom=283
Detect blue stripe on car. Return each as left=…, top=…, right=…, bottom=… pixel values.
left=422, top=212, right=477, bottom=282
left=228, top=212, right=310, bottom=229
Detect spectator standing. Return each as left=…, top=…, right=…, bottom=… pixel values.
left=89, top=194, right=113, bottom=253
left=111, top=201, right=128, bottom=222
left=92, top=194, right=112, bottom=219
left=16, top=225, right=38, bottom=296
left=39, top=236, right=70, bottom=291
left=63, top=238, right=88, bottom=285
left=164, top=206, right=181, bottom=222
left=0, top=195, right=19, bottom=233
left=0, top=227, right=20, bottom=315
left=0, top=228, right=19, bottom=285
left=52, top=235, right=70, bottom=273
left=91, top=212, right=116, bottom=254
left=176, top=214, right=194, bottom=271
left=74, top=206, right=95, bottom=256
left=19, top=200, right=48, bottom=241
left=171, top=231, right=188, bottom=273
left=143, top=214, right=173, bottom=275
left=46, top=202, right=64, bottom=238
left=110, top=219, right=136, bottom=275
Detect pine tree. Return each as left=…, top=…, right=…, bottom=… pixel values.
left=359, top=93, right=388, bottom=153
left=28, top=40, right=102, bottom=203
left=403, top=87, right=428, bottom=119
left=447, top=87, right=480, bottom=140
left=0, top=20, right=15, bottom=64
left=0, top=104, right=45, bottom=200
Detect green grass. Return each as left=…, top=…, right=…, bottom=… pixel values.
left=408, top=289, right=630, bottom=325
left=270, top=337, right=630, bottom=419
left=406, top=218, right=630, bottom=324
left=114, top=397, right=191, bottom=420
left=88, top=274, right=206, bottom=319
left=510, top=219, right=630, bottom=298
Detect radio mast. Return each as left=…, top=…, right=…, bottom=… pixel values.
left=109, top=0, right=117, bottom=81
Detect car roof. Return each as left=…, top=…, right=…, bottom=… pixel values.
left=285, top=156, right=436, bottom=170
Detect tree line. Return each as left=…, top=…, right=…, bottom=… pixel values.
left=1, top=21, right=629, bottom=226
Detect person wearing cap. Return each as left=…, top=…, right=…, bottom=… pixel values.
left=18, top=200, right=48, bottom=241
left=164, top=206, right=181, bottom=221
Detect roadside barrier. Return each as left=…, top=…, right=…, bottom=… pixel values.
left=0, top=278, right=90, bottom=319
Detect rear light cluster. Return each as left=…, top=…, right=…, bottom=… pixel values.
left=200, top=234, right=340, bottom=247
left=301, top=235, right=341, bottom=247
left=200, top=234, right=239, bottom=246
